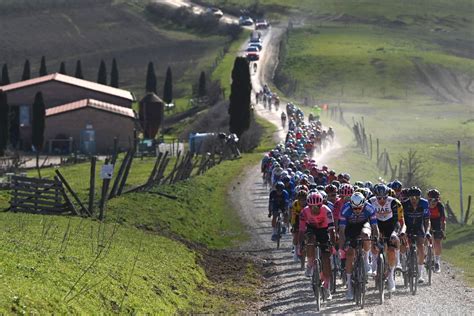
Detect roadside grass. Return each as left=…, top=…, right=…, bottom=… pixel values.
left=443, top=224, right=474, bottom=287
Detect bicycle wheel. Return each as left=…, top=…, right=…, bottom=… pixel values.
left=359, top=255, right=367, bottom=309
left=330, top=256, right=338, bottom=294
left=427, top=244, right=433, bottom=286
left=300, top=242, right=306, bottom=270
left=410, top=248, right=418, bottom=295
left=377, top=254, right=385, bottom=305
left=276, top=219, right=281, bottom=249
left=312, top=260, right=321, bottom=311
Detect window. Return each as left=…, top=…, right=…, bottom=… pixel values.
left=19, top=105, right=30, bottom=127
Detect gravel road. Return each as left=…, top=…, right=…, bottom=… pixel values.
left=231, top=25, right=474, bottom=315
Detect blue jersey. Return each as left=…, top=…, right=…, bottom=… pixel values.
left=326, top=200, right=334, bottom=212
left=339, top=203, right=377, bottom=227
left=269, top=189, right=290, bottom=212
left=402, top=198, right=429, bottom=232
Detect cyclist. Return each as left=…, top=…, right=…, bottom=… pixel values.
left=427, top=189, right=446, bottom=273
left=369, top=184, right=405, bottom=292
left=339, top=192, right=378, bottom=300
left=291, top=189, right=308, bottom=261
left=400, top=186, right=430, bottom=283
left=333, top=184, right=354, bottom=228
left=268, top=181, right=290, bottom=241
left=299, top=192, right=336, bottom=300
left=391, top=180, right=403, bottom=200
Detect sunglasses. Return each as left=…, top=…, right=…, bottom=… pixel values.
left=429, top=198, right=439, bottom=202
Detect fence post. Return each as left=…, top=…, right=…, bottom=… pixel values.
left=88, top=156, right=96, bottom=215
left=376, top=138, right=380, bottom=165
left=369, top=134, right=373, bottom=160
left=457, top=141, right=464, bottom=224
left=464, top=195, right=472, bottom=225
left=98, top=158, right=111, bottom=221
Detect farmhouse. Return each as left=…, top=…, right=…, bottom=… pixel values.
left=0, top=73, right=137, bottom=153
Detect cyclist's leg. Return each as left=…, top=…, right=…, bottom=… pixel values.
left=361, top=222, right=372, bottom=273
left=305, top=230, right=316, bottom=276
left=416, top=234, right=426, bottom=282
left=317, top=229, right=332, bottom=290
left=431, top=219, right=443, bottom=271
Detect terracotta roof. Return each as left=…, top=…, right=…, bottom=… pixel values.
left=0, top=73, right=134, bottom=101
left=45, top=99, right=136, bottom=118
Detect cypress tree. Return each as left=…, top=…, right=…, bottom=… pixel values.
left=74, top=60, right=84, bottom=79
left=163, top=66, right=173, bottom=104
left=0, top=91, right=9, bottom=156
left=228, top=57, right=252, bottom=138
left=9, top=106, right=19, bottom=149
left=21, top=59, right=31, bottom=81
left=59, top=61, right=67, bottom=75
left=1, top=64, right=10, bottom=85
left=198, top=71, right=207, bottom=97
left=145, top=61, right=157, bottom=93
left=32, top=91, right=46, bottom=177
left=39, top=56, right=48, bottom=76
left=97, top=60, right=107, bottom=85
left=110, top=58, right=119, bottom=88
left=32, top=92, right=46, bottom=151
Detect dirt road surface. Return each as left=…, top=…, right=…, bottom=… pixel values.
left=231, top=26, right=474, bottom=315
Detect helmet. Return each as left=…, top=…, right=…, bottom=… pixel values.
left=295, top=184, right=308, bottom=193
left=322, top=165, right=328, bottom=171
left=282, top=175, right=292, bottom=183
left=316, top=185, right=325, bottom=191
left=350, top=192, right=365, bottom=209
left=331, top=180, right=340, bottom=188
left=392, top=180, right=402, bottom=191
left=408, top=186, right=422, bottom=197
left=427, top=189, right=440, bottom=199
left=319, top=190, right=328, bottom=200
left=356, top=187, right=371, bottom=199
left=354, top=181, right=364, bottom=187
left=307, top=192, right=324, bottom=207
left=308, top=183, right=318, bottom=191
left=339, top=184, right=354, bottom=197
left=342, top=173, right=351, bottom=182
left=373, top=184, right=388, bottom=197
left=297, top=190, right=308, bottom=199
left=325, top=184, right=338, bottom=194
left=364, top=181, right=373, bottom=190
left=275, top=181, right=285, bottom=191
left=329, top=169, right=336, bottom=175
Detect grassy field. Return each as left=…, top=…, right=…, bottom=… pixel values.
left=0, top=1, right=227, bottom=102
left=0, top=114, right=277, bottom=313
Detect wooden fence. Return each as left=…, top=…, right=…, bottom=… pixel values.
left=10, top=176, right=72, bottom=214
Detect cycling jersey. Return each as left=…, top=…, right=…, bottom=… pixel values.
left=290, top=200, right=305, bottom=225
left=299, top=205, right=335, bottom=231
left=269, top=189, right=289, bottom=213
left=333, top=198, right=349, bottom=224
left=402, top=198, right=429, bottom=235
left=429, top=202, right=445, bottom=221
left=369, top=196, right=404, bottom=224
left=339, top=203, right=377, bottom=227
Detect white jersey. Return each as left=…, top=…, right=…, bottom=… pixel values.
left=369, top=196, right=395, bottom=222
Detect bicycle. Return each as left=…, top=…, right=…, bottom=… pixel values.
left=403, top=234, right=419, bottom=295
left=374, top=238, right=391, bottom=305
left=330, top=247, right=342, bottom=294
left=425, top=233, right=435, bottom=286
left=274, top=209, right=288, bottom=249
left=306, top=241, right=332, bottom=311
left=351, top=237, right=373, bottom=309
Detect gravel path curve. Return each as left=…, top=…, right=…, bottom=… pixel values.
left=232, top=25, right=474, bottom=315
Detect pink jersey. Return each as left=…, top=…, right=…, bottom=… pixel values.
left=299, top=205, right=334, bottom=232
left=333, top=197, right=346, bottom=222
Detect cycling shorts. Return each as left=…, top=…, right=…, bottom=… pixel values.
left=377, top=220, right=398, bottom=248
left=345, top=222, right=371, bottom=248
left=430, top=218, right=443, bottom=239
left=406, top=225, right=425, bottom=237
left=305, top=225, right=330, bottom=253
left=292, top=216, right=300, bottom=233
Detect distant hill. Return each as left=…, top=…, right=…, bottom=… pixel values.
left=0, top=0, right=224, bottom=98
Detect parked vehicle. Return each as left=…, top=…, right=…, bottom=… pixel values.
left=205, top=7, right=223, bottom=18
left=255, top=19, right=269, bottom=29
left=248, top=42, right=263, bottom=51
left=245, top=46, right=260, bottom=61
left=239, top=16, right=254, bottom=26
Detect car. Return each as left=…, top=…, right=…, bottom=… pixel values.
left=255, top=19, right=269, bottom=29
left=248, top=42, right=263, bottom=51
left=249, top=37, right=262, bottom=44
left=245, top=46, right=260, bottom=61
left=239, top=16, right=254, bottom=26
left=205, top=7, right=224, bottom=18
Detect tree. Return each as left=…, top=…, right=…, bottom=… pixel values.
left=228, top=57, right=252, bottom=138
left=39, top=56, right=48, bottom=76
left=32, top=92, right=46, bottom=178
left=110, top=58, right=119, bottom=88
left=97, top=59, right=107, bottom=85
left=1, top=64, right=10, bottom=85
left=198, top=71, right=207, bottom=97
left=74, top=60, right=84, bottom=79
left=59, top=61, right=67, bottom=75
left=163, top=66, right=173, bottom=104
left=21, top=59, right=31, bottom=81
left=0, top=91, right=9, bottom=156
left=9, top=106, right=19, bottom=149
left=145, top=61, right=157, bottom=93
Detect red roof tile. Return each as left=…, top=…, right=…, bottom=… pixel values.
left=0, top=73, right=134, bottom=101
left=45, top=99, right=136, bottom=118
